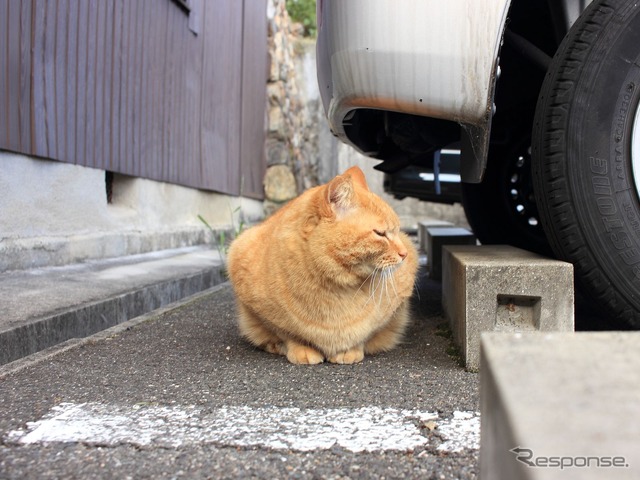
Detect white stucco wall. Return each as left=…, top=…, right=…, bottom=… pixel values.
left=0, top=151, right=264, bottom=271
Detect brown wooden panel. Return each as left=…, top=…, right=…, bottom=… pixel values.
left=138, top=0, right=152, bottom=179
left=130, top=0, right=146, bottom=176
left=0, top=0, right=268, bottom=198
left=161, top=9, right=170, bottom=183
left=240, top=0, right=268, bottom=199
left=75, top=0, right=89, bottom=167
left=96, top=0, right=106, bottom=167
left=53, top=0, right=68, bottom=161
left=200, top=0, right=244, bottom=194
left=31, top=0, right=47, bottom=158
left=122, top=0, right=136, bottom=175
left=113, top=0, right=127, bottom=175
left=19, top=0, right=33, bottom=154
left=0, top=0, right=10, bottom=149
left=102, top=0, right=114, bottom=171
left=63, top=0, right=78, bottom=163
left=42, top=0, right=58, bottom=159
left=109, top=0, right=122, bottom=173
left=182, top=10, right=204, bottom=190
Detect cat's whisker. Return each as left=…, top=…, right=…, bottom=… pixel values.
left=413, top=281, right=422, bottom=302
left=389, top=269, right=399, bottom=299
left=354, top=268, right=377, bottom=299
left=374, top=267, right=383, bottom=292
left=367, top=267, right=377, bottom=298
left=374, top=267, right=385, bottom=307
left=378, top=268, right=388, bottom=307
left=364, top=267, right=382, bottom=307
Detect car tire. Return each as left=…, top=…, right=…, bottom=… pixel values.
left=461, top=131, right=552, bottom=256
left=532, top=0, right=640, bottom=328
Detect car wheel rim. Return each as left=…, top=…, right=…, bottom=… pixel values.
left=506, top=145, right=541, bottom=229
left=632, top=96, right=640, bottom=200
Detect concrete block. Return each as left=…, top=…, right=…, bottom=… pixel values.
left=418, top=220, right=454, bottom=252
left=426, top=227, right=476, bottom=280
left=480, top=332, right=640, bottom=479
left=442, top=245, right=573, bottom=370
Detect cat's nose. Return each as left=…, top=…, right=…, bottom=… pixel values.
left=398, top=249, right=407, bottom=260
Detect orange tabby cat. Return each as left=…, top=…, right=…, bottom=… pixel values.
left=227, top=166, right=418, bottom=365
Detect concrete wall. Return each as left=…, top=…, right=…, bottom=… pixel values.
left=0, top=151, right=263, bottom=272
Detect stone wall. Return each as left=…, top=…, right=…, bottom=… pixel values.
left=264, top=0, right=314, bottom=216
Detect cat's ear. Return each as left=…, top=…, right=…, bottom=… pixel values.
left=343, top=166, right=369, bottom=191
left=326, top=174, right=357, bottom=219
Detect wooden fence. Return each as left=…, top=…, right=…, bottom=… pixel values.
left=0, top=0, right=268, bottom=198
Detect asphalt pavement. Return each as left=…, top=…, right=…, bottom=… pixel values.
left=0, top=272, right=480, bottom=479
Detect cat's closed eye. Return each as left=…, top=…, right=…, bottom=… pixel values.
left=373, top=229, right=387, bottom=238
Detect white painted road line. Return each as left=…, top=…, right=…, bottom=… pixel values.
left=6, top=403, right=480, bottom=453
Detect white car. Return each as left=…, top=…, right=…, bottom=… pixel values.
left=316, top=0, right=640, bottom=328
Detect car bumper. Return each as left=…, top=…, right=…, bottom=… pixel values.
left=316, top=0, right=511, bottom=181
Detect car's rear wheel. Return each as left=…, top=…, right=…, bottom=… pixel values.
left=461, top=131, right=552, bottom=256
left=532, top=0, right=640, bottom=328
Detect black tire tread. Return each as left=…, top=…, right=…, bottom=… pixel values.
left=532, top=0, right=640, bottom=327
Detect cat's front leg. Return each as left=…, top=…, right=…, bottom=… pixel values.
left=328, top=345, right=365, bottom=364
left=284, top=339, right=325, bottom=365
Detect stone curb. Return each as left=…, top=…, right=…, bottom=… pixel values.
left=0, top=283, right=230, bottom=378
left=0, top=267, right=226, bottom=366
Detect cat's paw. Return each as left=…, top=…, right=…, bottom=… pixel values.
left=263, top=342, right=285, bottom=356
left=328, top=346, right=364, bottom=365
left=285, top=343, right=325, bottom=365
